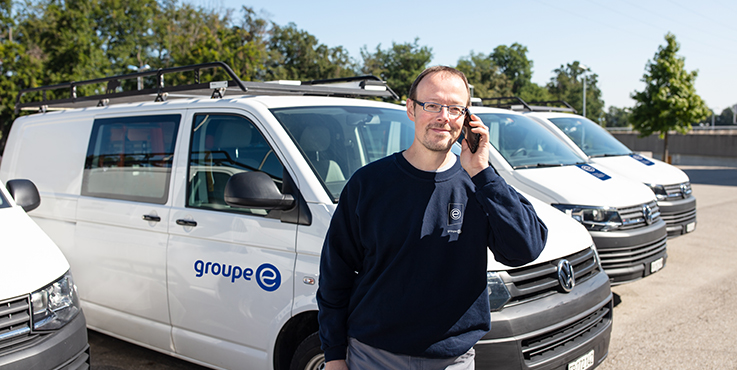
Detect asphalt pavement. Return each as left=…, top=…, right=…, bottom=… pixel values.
left=87, top=165, right=737, bottom=370
left=597, top=165, right=737, bottom=370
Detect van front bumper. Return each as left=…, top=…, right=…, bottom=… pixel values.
left=475, top=269, right=612, bottom=369
left=658, top=195, right=697, bottom=237
left=591, top=219, right=668, bottom=285
left=0, top=311, right=89, bottom=370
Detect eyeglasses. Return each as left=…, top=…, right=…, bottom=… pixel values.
left=414, top=101, right=467, bottom=118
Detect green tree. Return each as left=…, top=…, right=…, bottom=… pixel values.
left=630, top=33, right=710, bottom=162
left=603, top=106, right=631, bottom=128
left=20, top=0, right=110, bottom=90
left=360, top=38, right=432, bottom=100
left=266, top=22, right=356, bottom=81
left=547, top=61, right=604, bottom=120
left=455, top=51, right=511, bottom=99
left=491, top=43, right=532, bottom=94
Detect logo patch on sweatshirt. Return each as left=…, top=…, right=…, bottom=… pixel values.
left=448, top=203, right=464, bottom=226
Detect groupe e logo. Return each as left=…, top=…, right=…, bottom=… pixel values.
left=580, top=165, right=595, bottom=172
left=193, top=260, right=281, bottom=292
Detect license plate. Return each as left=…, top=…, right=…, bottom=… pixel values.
left=651, top=257, right=664, bottom=273
left=568, top=349, right=595, bottom=370
left=686, top=222, right=696, bottom=233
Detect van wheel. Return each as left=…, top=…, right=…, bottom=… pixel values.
left=290, top=332, right=325, bottom=370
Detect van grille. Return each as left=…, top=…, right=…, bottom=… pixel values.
left=618, top=201, right=661, bottom=231
left=0, top=295, right=42, bottom=355
left=664, top=182, right=691, bottom=199
left=502, top=248, right=600, bottom=307
left=661, top=207, right=697, bottom=226
left=598, top=234, right=667, bottom=270
left=522, top=300, right=612, bottom=364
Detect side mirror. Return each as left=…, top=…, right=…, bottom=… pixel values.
left=6, top=179, right=41, bottom=212
left=224, top=171, right=295, bottom=210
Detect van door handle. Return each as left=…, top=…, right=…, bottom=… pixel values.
left=142, top=215, right=161, bottom=222
left=176, top=219, right=198, bottom=227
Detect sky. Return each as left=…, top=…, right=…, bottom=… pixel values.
left=191, top=0, right=737, bottom=113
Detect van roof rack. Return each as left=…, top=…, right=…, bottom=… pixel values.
left=15, top=61, right=399, bottom=113
left=523, top=100, right=578, bottom=114
left=477, top=97, right=532, bottom=111
left=477, top=97, right=578, bottom=114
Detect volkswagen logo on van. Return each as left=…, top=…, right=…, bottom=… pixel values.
left=557, top=259, right=575, bottom=293
left=642, top=204, right=653, bottom=225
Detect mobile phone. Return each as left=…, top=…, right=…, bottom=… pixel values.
left=463, top=109, right=480, bottom=153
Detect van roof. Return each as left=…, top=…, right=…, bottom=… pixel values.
left=15, top=62, right=399, bottom=114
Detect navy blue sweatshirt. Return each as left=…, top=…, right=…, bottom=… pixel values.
left=317, top=152, right=547, bottom=362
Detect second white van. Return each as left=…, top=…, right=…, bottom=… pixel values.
left=467, top=106, right=668, bottom=285
left=524, top=110, right=696, bottom=237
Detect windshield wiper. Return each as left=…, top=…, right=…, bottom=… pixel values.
left=589, top=153, right=628, bottom=158
left=514, top=163, right=565, bottom=169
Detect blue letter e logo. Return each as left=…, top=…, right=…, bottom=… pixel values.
left=256, top=263, right=281, bottom=292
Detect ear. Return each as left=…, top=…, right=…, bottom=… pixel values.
left=406, top=99, right=415, bottom=121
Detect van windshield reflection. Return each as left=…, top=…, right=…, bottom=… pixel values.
left=475, top=113, right=586, bottom=169
left=271, top=106, right=415, bottom=202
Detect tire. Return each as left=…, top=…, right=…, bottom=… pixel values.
left=289, top=332, right=325, bottom=370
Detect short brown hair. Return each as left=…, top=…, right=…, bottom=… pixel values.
left=407, top=66, right=471, bottom=107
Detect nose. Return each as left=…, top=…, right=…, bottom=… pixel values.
left=436, top=106, right=451, bottom=121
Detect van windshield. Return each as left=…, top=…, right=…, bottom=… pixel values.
left=548, top=116, right=632, bottom=158
left=271, top=106, right=415, bottom=201
left=0, top=189, right=8, bottom=208
left=476, top=113, right=586, bottom=169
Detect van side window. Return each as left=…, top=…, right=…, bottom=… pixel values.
left=82, top=115, right=180, bottom=204
left=188, top=114, right=284, bottom=216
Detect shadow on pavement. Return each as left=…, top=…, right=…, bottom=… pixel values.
left=681, top=168, right=737, bottom=187
left=612, top=292, right=622, bottom=308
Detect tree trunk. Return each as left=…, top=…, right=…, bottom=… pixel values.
left=662, top=131, right=670, bottom=164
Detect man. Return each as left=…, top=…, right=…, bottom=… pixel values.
left=316, top=66, right=547, bottom=369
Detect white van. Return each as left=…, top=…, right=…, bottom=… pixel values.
left=466, top=105, right=668, bottom=284
left=0, top=179, right=89, bottom=369
left=1, top=63, right=612, bottom=370
left=523, top=110, right=696, bottom=237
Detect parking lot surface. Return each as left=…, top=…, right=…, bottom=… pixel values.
left=87, top=165, right=737, bottom=369
left=598, top=165, right=737, bottom=370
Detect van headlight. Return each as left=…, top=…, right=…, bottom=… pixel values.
left=31, top=271, right=81, bottom=331
left=645, top=184, right=668, bottom=201
left=487, top=272, right=511, bottom=311
left=552, top=204, right=622, bottom=231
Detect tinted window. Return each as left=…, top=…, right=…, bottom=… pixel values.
left=187, top=114, right=284, bottom=216
left=82, top=115, right=180, bottom=204
left=548, top=116, right=632, bottom=157
left=476, top=113, right=585, bottom=169
left=0, top=188, right=8, bottom=209
left=271, top=106, right=414, bottom=201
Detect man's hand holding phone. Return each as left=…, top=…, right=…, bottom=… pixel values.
left=461, top=109, right=490, bottom=177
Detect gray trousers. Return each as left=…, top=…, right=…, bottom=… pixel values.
left=346, top=337, right=475, bottom=370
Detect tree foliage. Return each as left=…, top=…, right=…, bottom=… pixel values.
left=360, top=38, right=432, bottom=100
left=630, top=33, right=710, bottom=160
left=456, top=51, right=511, bottom=98
left=491, top=43, right=532, bottom=94
left=547, top=61, right=604, bottom=121
left=266, top=22, right=356, bottom=81
left=603, top=106, right=631, bottom=128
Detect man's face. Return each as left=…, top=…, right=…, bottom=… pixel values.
left=406, top=72, right=469, bottom=153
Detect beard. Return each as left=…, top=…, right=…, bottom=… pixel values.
left=420, top=124, right=460, bottom=152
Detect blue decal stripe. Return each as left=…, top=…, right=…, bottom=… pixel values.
left=630, top=154, right=655, bottom=166
left=576, top=164, right=611, bottom=181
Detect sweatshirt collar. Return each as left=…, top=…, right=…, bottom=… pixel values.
left=394, top=151, right=463, bottom=182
